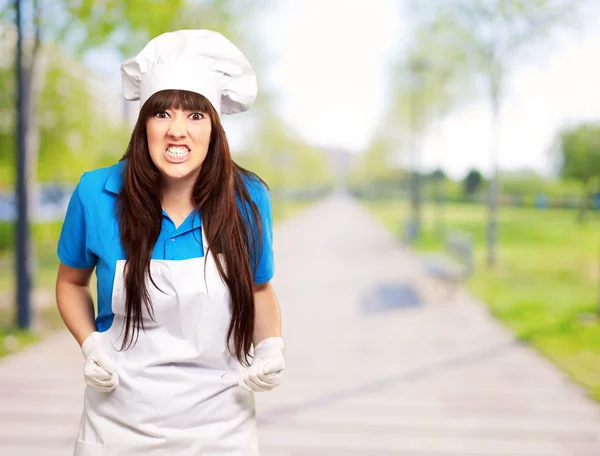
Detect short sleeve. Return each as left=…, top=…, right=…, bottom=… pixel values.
left=248, top=181, right=274, bottom=284
left=57, top=176, right=98, bottom=269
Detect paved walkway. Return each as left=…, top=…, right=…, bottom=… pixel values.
left=1, top=193, right=600, bottom=455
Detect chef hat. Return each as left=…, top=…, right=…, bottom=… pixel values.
left=120, top=29, right=257, bottom=115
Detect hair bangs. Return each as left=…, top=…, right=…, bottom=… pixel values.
left=144, top=89, right=213, bottom=117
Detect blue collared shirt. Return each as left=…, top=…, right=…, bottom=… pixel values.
left=57, top=160, right=274, bottom=331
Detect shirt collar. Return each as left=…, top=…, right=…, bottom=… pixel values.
left=105, top=160, right=202, bottom=232
left=104, top=160, right=126, bottom=195
left=170, top=209, right=203, bottom=235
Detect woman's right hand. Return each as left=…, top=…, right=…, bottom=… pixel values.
left=81, top=332, right=119, bottom=393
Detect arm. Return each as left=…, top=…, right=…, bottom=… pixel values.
left=253, top=281, right=281, bottom=345
left=240, top=180, right=284, bottom=392
left=56, top=261, right=119, bottom=392
left=240, top=281, right=285, bottom=392
left=55, top=262, right=96, bottom=347
left=55, top=176, right=118, bottom=392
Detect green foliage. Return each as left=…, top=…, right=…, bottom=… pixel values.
left=0, top=322, right=38, bottom=359
left=40, top=0, right=188, bottom=57
left=0, top=222, right=11, bottom=252
left=429, top=168, right=447, bottom=181
left=238, top=114, right=333, bottom=190
left=391, top=17, right=474, bottom=133
left=500, top=172, right=581, bottom=198
left=556, top=122, right=600, bottom=220
left=37, top=51, right=130, bottom=182
left=0, top=26, right=15, bottom=189
left=347, top=135, right=401, bottom=187
left=0, top=220, right=63, bottom=296
left=558, top=123, right=600, bottom=184
left=0, top=48, right=130, bottom=185
left=463, top=168, right=484, bottom=196
left=0, top=0, right=276, bottom=185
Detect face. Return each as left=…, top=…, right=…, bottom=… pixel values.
left=146, top=108, right=212, bottom=184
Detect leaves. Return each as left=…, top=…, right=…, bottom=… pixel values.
left=0, top=0, right=277, bottom=184
left=558, top=124, right=600, bottom=184
left=464, top=168, right=484, bottom=196
left=240, top=113, right=333, bottom=190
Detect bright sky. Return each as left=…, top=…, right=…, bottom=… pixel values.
left=423, top=26, right=600, bottom=179
left=82, top=0, right=600, bottom=180
left=256, top=0, right=401, bottom=152
left=256, top=0, right=600, bottom=179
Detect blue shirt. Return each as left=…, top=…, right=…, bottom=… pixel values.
left=57, top=161, right=274, bottom=332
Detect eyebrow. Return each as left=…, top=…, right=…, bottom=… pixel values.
left=165, top=107, right=207, bottom=113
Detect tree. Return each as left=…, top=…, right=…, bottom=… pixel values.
left=429, top=169, right=447, bottom=181
left=0, top=45, right=130, bottom=185
left=240, top=112, right=332, bottom=188
left=389, top=12, right=474, bottom=242
left=557, top=123, right=600, bottom=222
left=406, top=0, right=588, bottom=266
left=463, top=168, right=484, bottom=199
left=348, top=135, right=396, bottom=186
left=235, top=112, right=333, bottom=220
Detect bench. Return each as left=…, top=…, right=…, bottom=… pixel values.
left=403, top=219, right=418, bottom=243
left=422, top=229, right=474, bottom=292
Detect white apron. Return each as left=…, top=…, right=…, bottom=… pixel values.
left=74, top=228, right=259, bottom=456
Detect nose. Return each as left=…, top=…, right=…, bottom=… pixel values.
left=167, top=116, right=187, bottom=138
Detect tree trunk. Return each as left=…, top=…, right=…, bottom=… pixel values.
left=20, top=1, right=43, bottom=299
left=434, top=109, right=445, bottom=237
left=487, top=67, right=502, bottom=268
left=26, top=1, right=42, bottom=223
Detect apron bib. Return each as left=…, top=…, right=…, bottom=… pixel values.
left=74, top=228, right=259, bottom=456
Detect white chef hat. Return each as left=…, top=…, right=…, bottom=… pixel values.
left=120, top=29, right=257, bottom=115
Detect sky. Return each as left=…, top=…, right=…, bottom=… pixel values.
left=257, top=0, right=600, bottom=179
left=421, top=21, right=600, bottom=179
left=256, top=0, right=402, bottom=152
left=82, top=0, right=600, bottom=180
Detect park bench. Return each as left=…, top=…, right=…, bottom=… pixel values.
left=403, top=219, right=418, bottom=243
left=421, top=229, right=475, bottom=292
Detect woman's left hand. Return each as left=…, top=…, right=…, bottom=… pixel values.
left=239, top=337, right=285, bottom=392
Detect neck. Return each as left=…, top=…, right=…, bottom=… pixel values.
left=160, top=175, right=196, bottom=208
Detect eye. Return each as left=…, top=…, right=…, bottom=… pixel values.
left=190, top=112, right=204, bottom=121
left=155, top=111, right=169, bottom=119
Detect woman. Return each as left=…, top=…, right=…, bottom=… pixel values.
left=55, top=30, right=285, bottom=455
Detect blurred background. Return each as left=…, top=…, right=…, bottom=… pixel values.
left=2, top=0, right=600, bottom=453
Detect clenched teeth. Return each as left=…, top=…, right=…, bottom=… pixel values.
left=166, top=146, right=190, bottom=158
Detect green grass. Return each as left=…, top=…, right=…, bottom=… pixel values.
left=0, top=304, right=66, bottom=358
left=0, top=314, right=38, bottom=358
left=364, top=199, right=600, bottom=401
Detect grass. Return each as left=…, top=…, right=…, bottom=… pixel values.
left=0, top=312, right=38, bottom=358
left=0, top=198, right=313, bottom=359
left=364, top=199, right=600, bottom=402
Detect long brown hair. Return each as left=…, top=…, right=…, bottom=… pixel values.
left=116, top=89, right=264, bottom=365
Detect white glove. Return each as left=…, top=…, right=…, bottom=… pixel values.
left=239, top=337, right=285, bottom=392
left=81, top=332, right=119, bottom=393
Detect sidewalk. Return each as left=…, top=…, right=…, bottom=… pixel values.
left=1, top=192, right=600, bottom=455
